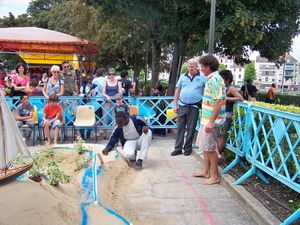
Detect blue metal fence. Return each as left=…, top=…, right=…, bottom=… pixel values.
left=6, top=96, right=178, bottom=129
left=224, top=102, right=300, bottom=225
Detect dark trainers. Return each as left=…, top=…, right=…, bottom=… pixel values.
left=171, top=150, right=182, bottom=156
left=134, top=159, right=143, bottom=171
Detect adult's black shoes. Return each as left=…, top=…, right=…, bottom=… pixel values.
left=183, top=151, right=192, bottom=156
left=170, top=150, right=182, bottom=156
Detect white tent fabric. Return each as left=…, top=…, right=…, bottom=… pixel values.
left=0, top=94, right=31, bottom=169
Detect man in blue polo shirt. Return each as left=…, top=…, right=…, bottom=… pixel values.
left=171, top=58, right=206, bottom=156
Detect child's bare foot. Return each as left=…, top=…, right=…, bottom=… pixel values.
left=204, top=177, right=220, bottom=185
left=193, top=171, right=210, bottom=178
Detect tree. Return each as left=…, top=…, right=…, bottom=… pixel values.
left=27, top=0, right=64, bottom=28
left=215, top=0, right=300, bottom=65
left=244, top=62, right=256, bottom=82
left=0, top=13, right=17, bottom=27
left=23, top=0, right=300, bottom=96
left=218, top=64, right=227, bottom=71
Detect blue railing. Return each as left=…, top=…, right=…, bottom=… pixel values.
left=224, top=102, right=300, bottom=225
left=6, top=96, right=177, bottom=129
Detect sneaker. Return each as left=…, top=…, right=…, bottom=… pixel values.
left=134, top=159, right=143, bottom=171
left=170, top=150, right=182, bottom=156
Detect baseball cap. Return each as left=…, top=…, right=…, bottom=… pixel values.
left=115, top=106, right=128, bottom=119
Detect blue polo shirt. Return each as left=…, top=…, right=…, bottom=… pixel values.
left=176, top=71, right=206, bottom=106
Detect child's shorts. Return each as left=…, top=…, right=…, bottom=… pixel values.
left=43, top=119, right=61, bottom=128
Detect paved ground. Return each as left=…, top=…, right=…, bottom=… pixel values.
left=110, top=136, right=257, bottom=225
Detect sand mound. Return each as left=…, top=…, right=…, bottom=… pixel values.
left=0, top=144, right=138, bottom=225
left=0, top=149, right=82, bottom=225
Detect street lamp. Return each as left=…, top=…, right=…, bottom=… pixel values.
left=208, top=0, right=216, bottom=53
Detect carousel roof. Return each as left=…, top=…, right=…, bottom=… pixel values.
left=0, top=27, right=98, bottom=54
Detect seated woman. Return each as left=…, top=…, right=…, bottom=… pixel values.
left=11, top=62, right=30, bottom=97
left=42, top=94, right=62, bottom=145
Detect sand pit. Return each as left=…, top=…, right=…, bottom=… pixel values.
left=0, top=144, right=136, bottom=225
left=0, top=149, right=82, bottom=225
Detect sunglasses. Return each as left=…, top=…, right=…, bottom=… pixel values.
left=108, top=73, right=115, bottom=75
left=64, top=66, right=70, bottom=68
left=52, top=71, right=59, bottom=73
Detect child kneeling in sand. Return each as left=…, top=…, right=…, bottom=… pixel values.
left=42, top=94, right=62, bottom=145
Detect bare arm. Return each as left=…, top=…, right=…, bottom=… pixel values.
left=174, top=88, right=180, bottom=113
left=57, top=84, right=64, bottom=97
left=102, top=83, right=111, bottom=102
left=42, top=83, right=49, bottom=100
left=118, top=82, right=122, bottom=94
left=227, top=86, right=243, bottom=102
left=74, top=80, right=78, bottom=95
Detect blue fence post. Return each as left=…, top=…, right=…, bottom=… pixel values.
left=281, top=208, right=300, bottom=225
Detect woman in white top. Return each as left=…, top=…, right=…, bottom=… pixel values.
left=42, top=65, right=64, bottom=101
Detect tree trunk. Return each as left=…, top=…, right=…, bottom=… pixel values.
left=133, top=53, right=141, bottom=95
left=151, top=39, right=161, bottom=89
left=167, top=35, right=187, bottom=96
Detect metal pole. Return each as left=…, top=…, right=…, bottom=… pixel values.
left=281, top=62, right=285, bottom=94
left=208, top=0, right=216, bottom=53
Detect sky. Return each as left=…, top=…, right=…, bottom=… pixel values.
left=0, top=0, right=300, bottom=61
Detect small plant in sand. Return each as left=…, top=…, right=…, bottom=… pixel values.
left=11, top=153, right=26, bottom=166
left=29, top=145, right=70, bottom=185
left=74, top=154, right=90, bottom=171
left=46, top=161, right=71, bottom=186
left=29, top=151, right=44, bottom=181
left=74, top=136, right=85, bottom=154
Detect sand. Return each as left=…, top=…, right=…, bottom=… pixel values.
left=0, top=144, right=132, bottom=225
left=0, top=147, right=83, bottom=225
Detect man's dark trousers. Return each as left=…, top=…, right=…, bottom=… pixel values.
left=174, top=106, right=199, bottom=154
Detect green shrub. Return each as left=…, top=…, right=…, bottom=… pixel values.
left=257, top=93, right=300, bottom=106
left=229, top=102, right=300, bottom=179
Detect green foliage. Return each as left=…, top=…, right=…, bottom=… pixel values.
left=139, top=69, right=146, bottom=81
left=27, top=0, right=64, bottom=28
left=46, top=161, right=71, bottom=186
left=0, top=13, right=30, bottom=27
left=74, top=136, right=85, bottom=154
left=229, top=101, right=300, bottom=178
left=257, top=93, right=300, bottom=107
left=247, top=101, right=300, bottom=115
left=244, top=62, right=256, bottom=82
left=75, top=154, right=90, bottom=171
left=216, top=0, right=300, bottom=64
left=28, top=145, right=71, bottom=186
left=218, top=64, right=227, bottom=71
left=180, top=65, right=188, bottom=75
left=143, top=85, right=151, bottom=96
left=288, top=201, right=300, bottom=212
